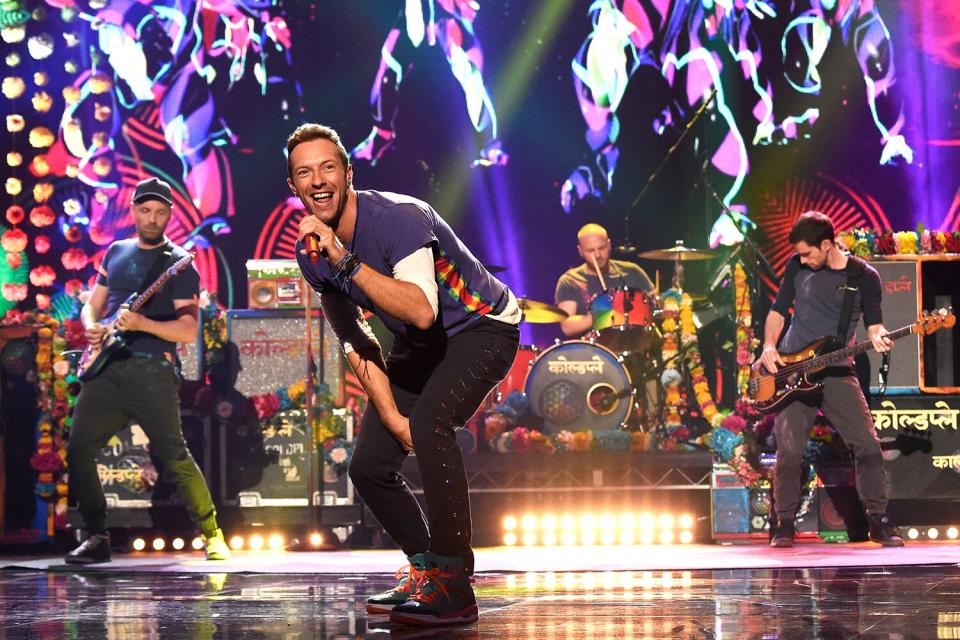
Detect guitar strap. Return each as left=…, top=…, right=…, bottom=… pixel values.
left=136, top=240, right=174, bottom=298
left=837, top=255, right=879, bottom=399
left=836, top=256, right=866, bottom=345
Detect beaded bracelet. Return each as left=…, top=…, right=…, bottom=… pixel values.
left=334, top=250, right=361, bottom=281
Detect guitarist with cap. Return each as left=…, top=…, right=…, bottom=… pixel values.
left=758, top=211, right=903, bottom=548
left=65, top=177, right=231, bottom=564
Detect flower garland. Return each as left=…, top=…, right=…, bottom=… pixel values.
left=482, top=391, right=656, bottom=454
left=680, top=291, right=723, bottom=430
left=2, top=309, right=85, bottom=531
left=837, top=226, right=960, bottom=256
left=658, top=290, right=685, bottom=438
left=733, top=263, right=757, bottom=399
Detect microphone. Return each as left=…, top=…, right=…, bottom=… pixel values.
left=305, top=233, right=323, bottom=263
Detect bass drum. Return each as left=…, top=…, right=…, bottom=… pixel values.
left=524, top=341, right=633, bottom=432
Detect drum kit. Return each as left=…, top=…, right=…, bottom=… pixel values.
left=498, top=241, right=715, bottom=432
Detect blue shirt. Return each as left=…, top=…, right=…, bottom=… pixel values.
left=297, top=190, right=513, bottom=341
left=96, top=238, right=199, bottom=357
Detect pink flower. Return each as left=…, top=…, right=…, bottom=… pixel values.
left=1, top=228, right=28, bottom=253
left=2, top=283, right=28, bottom=302
left=61, top=248, right=89, bottom=271
left=29, top=265, right=57, bottom=287
left=721, top=414, right=748, bottom=434
left=28, top=205, right=55, bottom=228
left=34, top=234, right=51, bottom=254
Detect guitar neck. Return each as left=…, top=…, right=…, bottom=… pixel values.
left=126, top=255, right=192, bottom=313
left=800, top=324, right=915, bottom=372
left=127, top=274, right=172, bottom=313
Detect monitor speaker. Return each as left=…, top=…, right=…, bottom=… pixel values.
left=856, top=261, right=920, bottom=390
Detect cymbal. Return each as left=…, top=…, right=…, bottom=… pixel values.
left=518, top=298, right=568, bottom=323
left=637, top=242, right=716, bottom=261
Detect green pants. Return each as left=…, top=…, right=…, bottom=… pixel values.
left=67, top=356, right=218, bottom=536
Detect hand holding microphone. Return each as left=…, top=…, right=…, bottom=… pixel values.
left=305, top=232, right=323, bottom=263
left=299, top=216, right=342, bottom=264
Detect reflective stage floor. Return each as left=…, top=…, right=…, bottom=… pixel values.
left=2, top=543, right=960, bottom=639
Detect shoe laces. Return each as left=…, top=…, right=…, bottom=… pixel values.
left=394, top=563, right=426, bottom=594
left=410, top=568, right=454, bottom=604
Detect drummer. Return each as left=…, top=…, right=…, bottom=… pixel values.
left=554, top=223, right=655, bottom=338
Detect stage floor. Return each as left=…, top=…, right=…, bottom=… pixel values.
left=2, top=543, right=959, bottom=638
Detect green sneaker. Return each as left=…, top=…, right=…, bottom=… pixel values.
left=389, top=552, right=478, bottom=626
left=366, top=553, right=426, bottom=614
left=203, top=529, right=232, bottom=561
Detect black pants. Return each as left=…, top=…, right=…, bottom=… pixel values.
left=773, top=369, right=888, bottom=521
left=348, top=318, right=519, bottom=573
left=67, top=356, right=218, bottom=536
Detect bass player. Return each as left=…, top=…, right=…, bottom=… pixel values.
left=758, top=211, right=903, bottom=548
left=64, top=177, right=230, bottom=564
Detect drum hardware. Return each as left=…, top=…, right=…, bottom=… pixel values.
left=517, top=297, right=569, bottom=323
left=636, top=241, right=716, bottom=262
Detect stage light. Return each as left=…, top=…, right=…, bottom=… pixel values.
left=522, top=532, right=537, bottom=546
left=619, top=532, right=635, bottom=545
left=618, top=512, right=634, bottom=530
left=640, top=531, right=655, bottom=545
left=229, top=535, right=245, bottom=550
left=541, top=514, right=558, bottom=530
left=268, top=534, right=285, bottom=550
left=249, top=534, right=265, bottom=550
left=600, top=513, right=616, bottom=531
left=659, top=531, right=674, bottom=545
left=309, top=532, right=324, bottom=547
left=639, top=513, right=655, bottom=530
left=947, top=527, right=958, bottom=540
left=152, top=538, right=166, bottom=551
left=132, top=538, right=146, bottom=551
left=679, top=531, right=694, bottom=544
left=561, top=531, right=577, bottom=546
left=678, top=514, right=694, bottom=529
left=192, top=537, right=204, bottom=550
left=542, top=532, right=558, bottom=546
left=521, top=514, right=538, bottom=531
left=171, top=537, right=185, bottom=550
left=503, top=515, right=518, bottom=531
left=579, top=513, right=596, bottom=532
left=581, top=531, right=597, bottom=546
left=928, top=528, right=939, bottom=540
left=600, top=531, right=616, bottom=546
left=658, top=514, right=675, bottom=529
left=503, top=532, right=518, bottom=546
left=907, top=528, right=919, bottom=540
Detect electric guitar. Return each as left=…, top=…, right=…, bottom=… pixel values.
left=748, top=308, right=955, bottom=414
left=77, top=253, right=195, bottom=382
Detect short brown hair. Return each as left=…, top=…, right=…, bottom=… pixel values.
left=286, top=123, right=349, bottom=179
left=788, top=211, right=836, bottom=247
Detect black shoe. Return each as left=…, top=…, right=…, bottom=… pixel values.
left=769, top=520, right=795, bottom=548
left=65, top=533, right=112, bottom=564
left=390, top=552, right=478, bottom=626
left=366, top=554, right=426, bottom=614
left=868, top=513, right=904, bottom=547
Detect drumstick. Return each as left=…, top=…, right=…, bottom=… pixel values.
left=591, top=253, right=608, bottom=291
left=655, top=270, right=660, bottom=295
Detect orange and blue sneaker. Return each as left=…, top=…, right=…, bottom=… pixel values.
left=366, top=553, right=426, bottom=614
left=389, top=552, right=478, bottom=626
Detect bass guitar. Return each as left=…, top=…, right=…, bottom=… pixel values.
left=77, top=253, right=195, bottom=382
left=748, top=308, right=955, bottom=414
